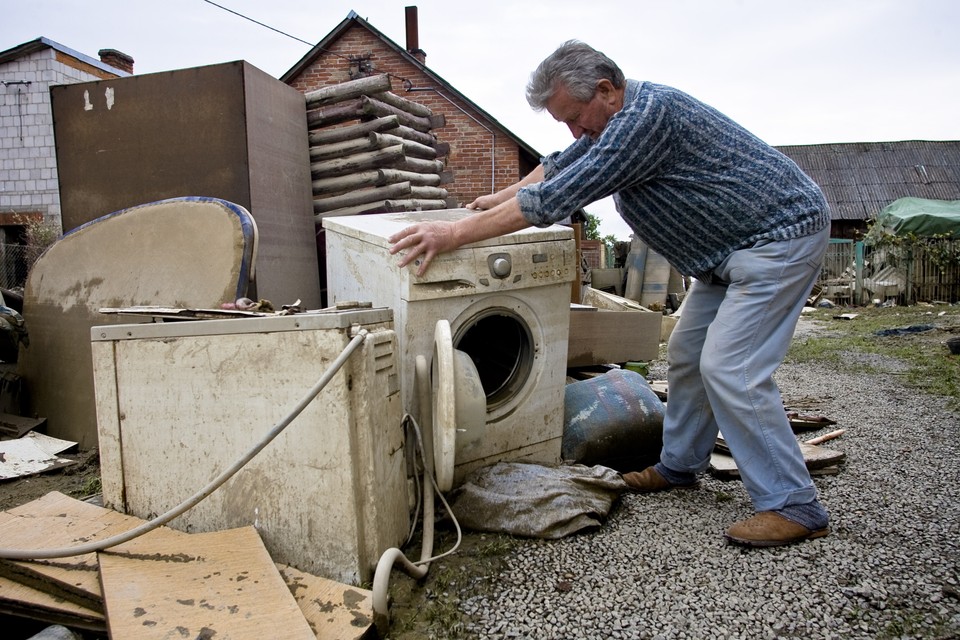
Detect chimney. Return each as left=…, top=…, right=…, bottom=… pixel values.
left=405, top=6, right=426, bottom=63
left=98, top=49, right=135, bottom=74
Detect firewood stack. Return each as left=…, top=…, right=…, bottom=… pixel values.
left=305, top=74, right=456, bottom=221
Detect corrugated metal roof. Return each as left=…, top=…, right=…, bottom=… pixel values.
left=776, top=140, right=960, bottom=222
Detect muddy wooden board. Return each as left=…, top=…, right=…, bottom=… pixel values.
left=0, top=491, right=185, bottom=610
left=278, top=564, right=374, bottom=639
left=710, top=442, right=846, bottom=480
left=1, top=493, right=375, bottom=639
left=98, top=526, right=315, bottom=640
left=0, top=574, right=105, bottom=632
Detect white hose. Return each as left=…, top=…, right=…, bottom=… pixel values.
left=0, top=327, right=370, bottom=561
left=371, top=412, right=462, bottom=633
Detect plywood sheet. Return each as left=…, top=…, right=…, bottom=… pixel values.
left=98, top=526, right=314, bottom=640
left=0, top=574, right=105, bottom=631
left=1, top=492, right=373, bottom=638
left=0, top=491, right=184, bottom=610
left=278, top=564, right=373, bottom=639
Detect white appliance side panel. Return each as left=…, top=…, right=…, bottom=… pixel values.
left=91, top=339, right=125, bottom=509
left=107, top=324, right=402, bottom=584
left=347, top=329, right=409, bottom=572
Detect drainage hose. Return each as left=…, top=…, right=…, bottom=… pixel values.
left=371, top=412, right=461, bottom=633
left=0, top=327, right=370, bottom=561
left=371, top=354, right=462, bottom=632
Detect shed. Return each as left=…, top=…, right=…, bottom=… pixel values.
left=777, top=140, right=960, bottom=239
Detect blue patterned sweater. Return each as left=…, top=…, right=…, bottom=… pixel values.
left=516, top=80, right=830, bottom=280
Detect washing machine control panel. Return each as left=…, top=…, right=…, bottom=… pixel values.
left=477, top=241, right=575, bottom=289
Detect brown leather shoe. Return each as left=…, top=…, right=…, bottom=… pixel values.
left=724, top=511, right=829, bottom=547
left=622, top=466, right=699, bottom=492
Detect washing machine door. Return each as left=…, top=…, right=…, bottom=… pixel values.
left=430, top=319, right=485, bottom=492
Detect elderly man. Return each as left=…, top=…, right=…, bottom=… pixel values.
left=389, top=40, right=830, bottom=547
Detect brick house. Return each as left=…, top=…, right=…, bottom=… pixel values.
left=0, top=37, right=132, bottom=288
left=281, top=9, right=542, bottom=208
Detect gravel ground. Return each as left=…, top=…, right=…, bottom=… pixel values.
left=445, top=315, right=960, bottom=640
left=3, top=315, right=958, bottom=639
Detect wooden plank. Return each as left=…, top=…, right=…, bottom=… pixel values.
left=709, top=441, right=846, bottom=480
left=0, top=493, right=378, bottom=639
left=567, top=308, right=662, bottom=366
left=98, top=526, right=315, bottom=640
left=278, top=564, right=374, bottom=640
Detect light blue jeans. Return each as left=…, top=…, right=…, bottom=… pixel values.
left=661, top=226, right=830, bottom=512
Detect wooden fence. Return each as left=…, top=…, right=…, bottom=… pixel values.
left=817, top=238, right=960, bottom=305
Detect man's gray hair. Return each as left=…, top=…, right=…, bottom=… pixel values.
left=526, top=40, right=626, bottom=111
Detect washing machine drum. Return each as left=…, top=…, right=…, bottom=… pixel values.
left=418, top=319, right=486, bottom=492
left=452, top=309, right=534, bottom=411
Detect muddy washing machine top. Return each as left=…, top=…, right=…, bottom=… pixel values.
left=323, top=209, right=577, bottom=488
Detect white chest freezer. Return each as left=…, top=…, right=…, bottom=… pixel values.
left=91, top=307, right=408, bottom=585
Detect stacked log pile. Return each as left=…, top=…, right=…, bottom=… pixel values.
left=305, top=74, right=456, bottom=221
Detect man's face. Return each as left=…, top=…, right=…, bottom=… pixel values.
left=545, top=80, right=621, bottom=141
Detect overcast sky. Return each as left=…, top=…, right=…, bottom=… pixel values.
left=5, top=0, right=958, bottom=239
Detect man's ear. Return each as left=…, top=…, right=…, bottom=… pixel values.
left=595, top=79, right=618, bottom=105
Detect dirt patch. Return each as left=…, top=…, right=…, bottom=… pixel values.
left=0, top=448, right=100, bottom=511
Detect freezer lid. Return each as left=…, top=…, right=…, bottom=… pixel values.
left=91, top=306, right=393, bottom=341
left=321, top=209, right=574, bottom=248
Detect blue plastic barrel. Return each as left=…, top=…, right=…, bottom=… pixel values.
left=562, top=369, right=664, bottom=472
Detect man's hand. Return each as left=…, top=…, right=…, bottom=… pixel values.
left=466, top=193, right=502, bottom=210
left=388, top=220, right=459, bottom=276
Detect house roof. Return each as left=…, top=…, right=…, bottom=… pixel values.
left=777, top=140, right=960, bottom=222
left=280, top=12, right=542, bottom=164
left=0, top=36, right=131, bottom=76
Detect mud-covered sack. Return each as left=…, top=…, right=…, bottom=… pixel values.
left=447, top=461, right=628, bottom=539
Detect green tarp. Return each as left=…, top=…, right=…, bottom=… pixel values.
left=874, top=197, right=960, bottom=237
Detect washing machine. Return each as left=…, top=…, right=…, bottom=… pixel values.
left=323, top=209, right=577, bottom=488
left=91, top=307, right=408, bottom=585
